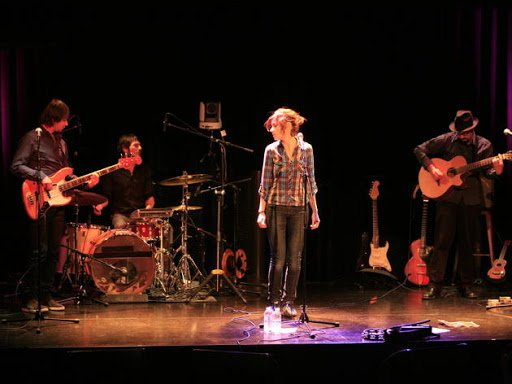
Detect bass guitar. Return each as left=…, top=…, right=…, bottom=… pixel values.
left=368, top=181, right=392, bottom=272
left=487, top=240, right=510, bottom=281
left=404, top=195, right=432, bottom=286
left=418, top=151, right=512, bottom=199
left=22, top=156, right=141, bottom=220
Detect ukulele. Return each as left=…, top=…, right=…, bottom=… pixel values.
left=487, top=240, right=511, bottom=281
left=368, top=181, right=392, bottom=272
left=404, top=195, right=432, bottom=286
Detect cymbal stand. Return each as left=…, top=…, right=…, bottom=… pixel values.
left=172, top=183, right=205, bottom=292
left=151, top=219, right=174, bottom=294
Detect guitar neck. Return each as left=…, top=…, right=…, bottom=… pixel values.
left=496, top=240, right=511, bottom=261
left=372, top=199, right=379, bottom=246
left=456, top=155, right=498, bottom=175
left=419, top=197, right=429, bottom=249
left=60, top=163, right=121, bottom=192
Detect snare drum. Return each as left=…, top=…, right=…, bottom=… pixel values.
left=130, top=220, right=160, bottom=242
left=89, top=229, right=155, bottom=295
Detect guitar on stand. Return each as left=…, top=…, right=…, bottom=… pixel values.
left=404, top=194, right=432, bottom=286
left=368, top=181, right=392, bottom=272
left=487, top=240, right=511, bottom=281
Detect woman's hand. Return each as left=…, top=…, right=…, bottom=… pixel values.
left=257, top=212, right=267, bottom=228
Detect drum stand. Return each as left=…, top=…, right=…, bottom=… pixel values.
left=171, top=184, right=205, bottom=293
left=150, top=219, right=175, bottom=294
left=58, top=245, right=109, bottom=307
left=58, top=205, right=81, bottom=290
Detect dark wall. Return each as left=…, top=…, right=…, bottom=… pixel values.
left=2, top=5, right=511, bottom=282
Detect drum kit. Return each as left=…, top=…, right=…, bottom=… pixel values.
left=59, top=172, right=213, bottom=300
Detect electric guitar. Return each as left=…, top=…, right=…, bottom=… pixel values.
left=404, top=195, right=432, bottom=286
left=22, top=156, right=142, bottom=220
left=487, top=240, right=511, bottom=281
left=368, top=181, right=392, bottom=272
left=418, top=151, right=512, bottom=199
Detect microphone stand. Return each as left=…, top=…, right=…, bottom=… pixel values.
left=297, top=144, right=339, bottom=336
left=187, top=143, right=247, bottom=303
left=58, top=245, right=110, bottom=306
left=163, top=115, right=252, bottom=303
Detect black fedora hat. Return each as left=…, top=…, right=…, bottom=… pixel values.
left=449, top=110, right=479, bottom=132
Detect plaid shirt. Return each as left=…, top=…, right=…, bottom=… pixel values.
left=258, top=139, right=318, bottom=207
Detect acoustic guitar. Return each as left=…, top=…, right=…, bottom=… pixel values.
left=22, top=156, right=141, bottom=220
left=368, top=181, right=392, bottom=272
left=404, top=195, right=432, bottom=286
left=487, top=240, right=511, bottom=281
left=418, top=151, right=512, bottom=199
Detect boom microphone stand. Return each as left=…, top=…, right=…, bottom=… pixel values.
left=296, top=134, right=339, bottom=335
left=58, top=245, right=109, bottom=306
left=188, top=143, right=247, bottom=303
left=163, top=114, right=252, bottom=303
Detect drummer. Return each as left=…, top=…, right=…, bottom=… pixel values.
left=93, top=133, right=155, bottom=229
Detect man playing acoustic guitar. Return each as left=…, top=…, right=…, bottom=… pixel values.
left=414, top=110, right=504, bottom=299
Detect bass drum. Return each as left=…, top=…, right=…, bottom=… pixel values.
left=89, top=229, right=155, bottom=295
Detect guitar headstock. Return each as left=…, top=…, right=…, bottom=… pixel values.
left=119, top=155, right=142, bottom=169
left=369, top=180, right=380, bottom=201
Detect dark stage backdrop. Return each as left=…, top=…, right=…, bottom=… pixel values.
left=1, top=5, right=511, bottom=283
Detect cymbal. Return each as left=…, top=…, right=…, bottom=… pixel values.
left=168, top=204, right=202, bottom=211
left=159, top=173, right=212, bottom=186
left=69, top=191, right=108, bottom=206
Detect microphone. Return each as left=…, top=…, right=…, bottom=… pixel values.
left=193, top=185, right=202, bottom=197
left=296, top=132, right=304, bottom=150
left=163, top=113, right=171, bottom=132
left=75, top=116, right=82, bottom=135
left=35, top=127, right=42, bottom=137
left=504, top=128, right=512, bottom=136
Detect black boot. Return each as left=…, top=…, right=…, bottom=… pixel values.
left=459, top=286, right=478, bottom=299
left=422, top=286, right=442, bottom=300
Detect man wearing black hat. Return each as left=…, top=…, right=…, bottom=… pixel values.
left=414, top=110, right=504, bottom=299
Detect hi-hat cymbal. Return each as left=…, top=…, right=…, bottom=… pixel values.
left=169, top=205, right=202, bottom=211
left=69, top=191, right=108, bottom=206
left=159, top=173, right=212, bottom=186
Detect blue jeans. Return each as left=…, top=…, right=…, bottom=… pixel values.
left=266, top=205, right=305, bottom=304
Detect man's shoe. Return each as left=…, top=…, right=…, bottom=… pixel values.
left=422, top=287, right=442, bottom=300
left=459, top=287, right=478, bottom=299
left=46, top=298, right=65, bottom=311
left=21, top=298, right=49, bottom=314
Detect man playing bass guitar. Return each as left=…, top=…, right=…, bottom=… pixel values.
left=11, top=99, right=101, bottom=313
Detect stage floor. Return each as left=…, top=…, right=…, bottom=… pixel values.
left=1, top=275, right=512, bottom=383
